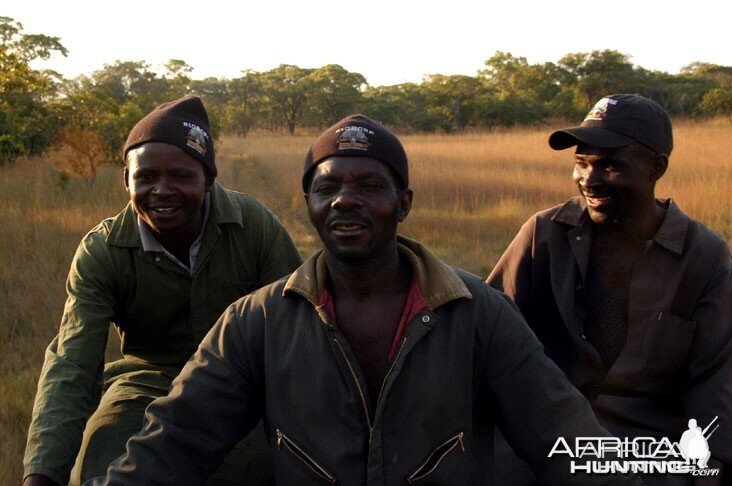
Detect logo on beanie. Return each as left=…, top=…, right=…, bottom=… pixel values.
left=183, top=122, right=209, bottom=157
left=336, top=126, right=373, bottom=151
left=584, top=97, right=619, bottom=121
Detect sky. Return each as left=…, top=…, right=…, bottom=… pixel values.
left=7, top=0, right=732, bottom=87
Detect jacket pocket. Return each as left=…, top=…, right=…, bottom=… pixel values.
left=643, top=311, right=696, bottom=378
left=275, top=428, right=337, bottom=485
left=407, top=432, right=466, bottom=485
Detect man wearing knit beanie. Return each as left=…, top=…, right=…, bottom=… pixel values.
left=23, top=95, right=302, bottom=486
left=92, top=115, right=637, bottom=486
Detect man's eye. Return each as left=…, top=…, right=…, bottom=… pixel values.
left=574, top=161, right=588, bottom=169
left=363, top=181, right=384, bottom=191
left=313, top=184, right=336, bottom=194
left=136, top=174, right=154, bottom=182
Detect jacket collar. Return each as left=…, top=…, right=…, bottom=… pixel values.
left=105, top=181, right=242, bottom=247
left=283, top=235, right=472, bottom=310
left=551, top=196, right=688, bottom=256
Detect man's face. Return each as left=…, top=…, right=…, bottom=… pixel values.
left=125, top=142, right=209, bottom=238
left=572, top=142, right=664, bottom=225
left=305, top=156, right=412, bottom=263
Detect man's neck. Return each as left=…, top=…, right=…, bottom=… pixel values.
left=325, top=243, right=412, bottom=300
left=594, top=197, right=665, bottom=242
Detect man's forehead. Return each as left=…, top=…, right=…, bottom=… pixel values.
left=127, top=142, right=198, bottom=165
left=314, top=156, right=392, bottom=176
left=574, top=142, right=649, bottom=158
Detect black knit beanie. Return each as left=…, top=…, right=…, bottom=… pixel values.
left=303, top=114, right=408, bottom=192
left=123, top=95, right=216, bottom=177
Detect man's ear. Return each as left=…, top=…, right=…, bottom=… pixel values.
left=397, top=188, right=413, bottom=223
left=123, top=167, right=130, bottom=191
left=650, top=154, right=668, bottom=181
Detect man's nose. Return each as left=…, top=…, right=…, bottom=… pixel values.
left=580, top=166, right=603, bottom=188
left=151, top=177, right=174, bottom=196
left=331, top=187, right=362, bottom=210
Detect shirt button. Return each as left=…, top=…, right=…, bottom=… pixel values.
left=576, top=236, right=582, bottom=241
left=422, top=315, right=430, bottom=323
left=155, top=257, right=161, bottom=262
left=576, top=283, right=583, bottom=291
left=581, top=334, right=587, bottom=340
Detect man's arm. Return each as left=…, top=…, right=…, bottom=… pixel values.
left=482, top=294, right=639, bottom=485
left=23, top=233, right=116, bottom=486
left=92, top=298, right=265, bottom=485
left=485, top=216, right=535, bottom=311
left=252, top=201, right=303, bottom=284
left=682, top=249, right=732, bottom=483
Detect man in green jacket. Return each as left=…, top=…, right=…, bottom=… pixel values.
left=91, top=115, right=638, bottom=485
left=23, top=95, right=302, bottom=486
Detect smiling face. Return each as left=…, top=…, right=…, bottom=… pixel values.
left=572, top=142, right=666, bottom=225
left=125, top=142, right=210, bottom=241
left=305, top=156, right=412, bottom=264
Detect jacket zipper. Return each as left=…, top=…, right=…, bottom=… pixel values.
left=332, top=336, right=373, bottom=433
left=373, top=336, right=409, bottom=429
left=276, top=428, right=336, bottom=485
left=407, top=432, right=465, bottom=483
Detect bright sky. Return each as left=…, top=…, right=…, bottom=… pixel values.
left=7, top=0, right=732, bottom=86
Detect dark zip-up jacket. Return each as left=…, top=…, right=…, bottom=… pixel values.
left=96, top=237, right=638, bottom=485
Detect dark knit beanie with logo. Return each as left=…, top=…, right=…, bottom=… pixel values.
left=302, top=114, right=408, bottom=192
left=123, top=95, right=217, bottom=177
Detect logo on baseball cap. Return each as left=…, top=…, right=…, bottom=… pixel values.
left=549, top=94, right=673, bottom=156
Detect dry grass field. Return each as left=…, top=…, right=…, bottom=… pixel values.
left=1, top=121, right=730, bottom=482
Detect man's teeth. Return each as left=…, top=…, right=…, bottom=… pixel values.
left=334, top=224, right=362, bottom=230
left=152, top=207, right=176, bottom=213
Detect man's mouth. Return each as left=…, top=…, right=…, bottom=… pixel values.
left=583, top=193, right=612, bottom=208
left=148, top=205, right=182, bottom=216
left=330, top=221, right=368, bottom=234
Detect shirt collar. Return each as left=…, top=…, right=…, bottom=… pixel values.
left=551, top=196, right=689, bottom=256
left=283, top=235, right=472, bottom=311
left=137, top=192, right=211, bottom=272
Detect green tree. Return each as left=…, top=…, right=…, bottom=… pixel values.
left=558, top=50, right=640, bottom=109
left=0, top=16, right=67, bottom=164
left=306, top=64, right=366, bottom=127
left=701, top=87, right=732, bottom=117
left=421, top=74, right=484, bottom=131
left=257, top=64, right=314, bottom=135
left=223, top=70, right=264, bottom=137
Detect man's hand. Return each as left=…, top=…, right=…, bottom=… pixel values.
left=22, top=474, right=59, bottom=486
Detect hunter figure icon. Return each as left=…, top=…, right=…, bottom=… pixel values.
left=679, top=419, right=711, bottom=468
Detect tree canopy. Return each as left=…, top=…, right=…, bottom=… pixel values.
left=2, top=16, right=731, bottom=174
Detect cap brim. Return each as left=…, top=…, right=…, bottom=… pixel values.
left=548, top=126, right=635, bottom=151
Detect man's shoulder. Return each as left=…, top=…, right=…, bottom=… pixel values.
left=681, top=210, right=729, bottom=255
left=230, top=272, right=297, bottom=310
left=451, top=266, right=515, bottom=309
left=213, top=184, right=282, bottom=228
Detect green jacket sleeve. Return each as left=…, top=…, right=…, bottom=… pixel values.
left=252, top=204, right=303, bottom=285
left=93, top=297, right=265, bottom=485
left=23, top=231, right=116, bottom=486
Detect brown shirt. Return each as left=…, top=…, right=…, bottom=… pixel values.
left=487, top=197, right=732, bottom=465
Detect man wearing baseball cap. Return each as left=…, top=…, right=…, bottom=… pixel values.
left=23, top=95, right=302, bottom=486
left=88, top=114, right=638, bottom=485
left=488, top=94, right=731, bottom=485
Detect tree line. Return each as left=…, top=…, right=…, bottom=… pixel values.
left=2, top=16, right=731, bottom=179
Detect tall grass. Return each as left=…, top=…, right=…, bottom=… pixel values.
left=1, top=121, right=729, bottom=482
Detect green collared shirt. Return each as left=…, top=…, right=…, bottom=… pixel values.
left=23, top=183, right=303, bottom=485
